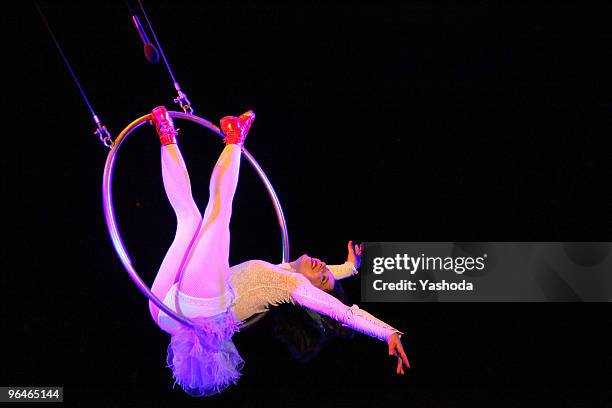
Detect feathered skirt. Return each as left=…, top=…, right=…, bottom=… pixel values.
left=157, top=283, right=244, bottom=397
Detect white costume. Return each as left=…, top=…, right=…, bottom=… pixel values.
left=158, top=260, right=403, bottom=342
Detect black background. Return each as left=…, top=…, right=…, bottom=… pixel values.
left=9, top=1, right=612, bottom=407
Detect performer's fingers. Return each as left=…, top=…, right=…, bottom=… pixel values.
left=401, top=349, right=411, bottom=369
left=397, top=358, right=404, bottom=375
left=348, top=240, right=354, bottom=252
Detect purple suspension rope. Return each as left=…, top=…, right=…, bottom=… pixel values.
left=34, top=2, right=114, bottom=148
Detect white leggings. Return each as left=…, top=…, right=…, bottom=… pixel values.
left=149, top=143, right=242, bottom=323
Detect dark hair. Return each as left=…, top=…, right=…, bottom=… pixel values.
left=271, top=281, right=355, bottom=363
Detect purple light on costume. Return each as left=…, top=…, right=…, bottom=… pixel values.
left=101, top=111, right=290, bottom=329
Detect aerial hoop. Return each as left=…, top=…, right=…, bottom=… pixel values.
left=102, top=111, right=290, bottom=330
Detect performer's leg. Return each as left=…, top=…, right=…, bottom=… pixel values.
left=159, top=144, right=202, bottom=223
left=149, top=117, right=202, bottom=320
left=178, top=111, right=255, bottom=299
left=178, top=144, right=241, bottom=298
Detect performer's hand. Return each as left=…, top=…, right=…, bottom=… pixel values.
left=347, top=240, right=363, bottom=269
left=387, top=332, right=411, bottom=375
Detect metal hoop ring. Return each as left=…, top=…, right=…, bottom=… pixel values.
left=102, top=111, right=290, bottom=330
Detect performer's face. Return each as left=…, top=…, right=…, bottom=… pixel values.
left=293, top=254, right=336, bottom=292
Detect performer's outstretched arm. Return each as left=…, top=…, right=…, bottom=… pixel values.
left=277, top=241, right=361, bottom=280
left=288, top=274, right=403, bottom=341
left=287, top=273, right=411, bottom=373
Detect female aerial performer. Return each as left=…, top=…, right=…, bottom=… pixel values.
left=147, top=106, right=410, bottom=397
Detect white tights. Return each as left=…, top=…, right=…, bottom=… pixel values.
left=149, top=143, right=242, bottom=321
